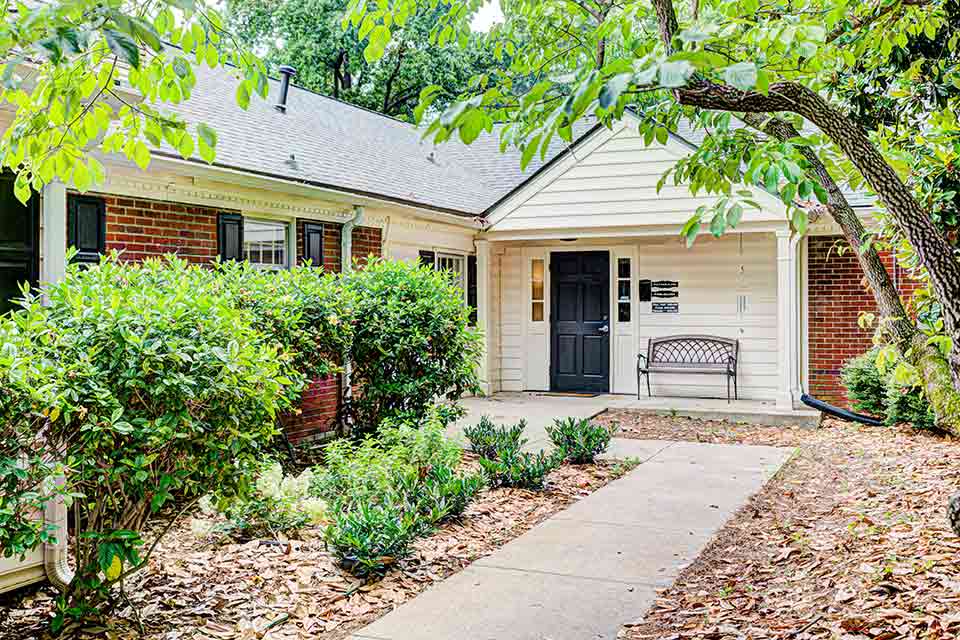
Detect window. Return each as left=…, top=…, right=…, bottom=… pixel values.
left=68, top=195, right=105, bottom=264
left=419, top=249, right=477, bottom=324
left=436, top=253, right=466, bottom=291
left=531, top=258, right=545, bottom=322
left=243, top=219, right=289, bottom=270
left=617, top=257, right=631, bottom=322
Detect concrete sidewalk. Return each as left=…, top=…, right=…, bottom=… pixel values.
left=351, top=438, right=794, bottom=640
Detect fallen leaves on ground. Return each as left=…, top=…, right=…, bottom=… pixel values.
left=601, top=411, right=960, bottom=640
left=1, top=460, right=621, bottom=640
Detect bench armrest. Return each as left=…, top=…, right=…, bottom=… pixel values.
left=637, top=353, right=648, bottom=371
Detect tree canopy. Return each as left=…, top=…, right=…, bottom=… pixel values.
left=0, top=0, right=267, bottom=202
left=226, top=0, right=503, bottom=119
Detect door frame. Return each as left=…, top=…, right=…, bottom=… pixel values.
left=520, top=243, right=638, bottom=394
left=548, top=250, right=611, bottom=393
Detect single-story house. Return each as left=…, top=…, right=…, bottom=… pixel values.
left=0, top=64, right=915, bottom=445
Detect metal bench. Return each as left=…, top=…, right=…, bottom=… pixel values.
left=637, top=335, right=739, bottom=402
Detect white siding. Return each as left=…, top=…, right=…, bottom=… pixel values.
left=635, top=234, right=778, bottom=400
left=498, top=248, right=525, bottom=391
left=491, top=126, right=785, bottom=233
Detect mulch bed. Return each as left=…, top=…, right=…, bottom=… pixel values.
left=1, top=460, right=625, bottom=640
left=597, top=410, right=960, bottom=640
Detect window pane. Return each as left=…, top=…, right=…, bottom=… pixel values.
left=618, top=302, right=631, bottom=322
left=244, top=220, right=287, bottom=269
left=617, top=257, right=630, bottom=279
left=532, top=258, right=544, bottom=282
left=618, top=280, right=630, bottom=301
left=532, top=301, right=544, bottom=322
left=532, top=280, right=544, bottom=301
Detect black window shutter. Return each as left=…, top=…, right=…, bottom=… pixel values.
left=419, top=250, right=436, bottom=267
left=67, top=195, right=106, bottom=264
left=302, top=222, right=324, bottom=267
left=467, top=254, right=478, bottom=325
left=218, top=213, right=243, bottom=261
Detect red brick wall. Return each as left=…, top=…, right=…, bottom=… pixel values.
left=807, top=236, right=920, bottom=405
left=284, top=221, right=382, bottom=442
left=99, top=194, right=225, bottom=263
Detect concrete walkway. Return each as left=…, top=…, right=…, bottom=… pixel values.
left=352, top=438, right=794, bottom=640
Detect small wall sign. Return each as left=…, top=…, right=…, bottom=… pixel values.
left=651, top=290, right=678, bottom=298
left=652, top=302, right=679, bottom=313
left=652, top=280, right=679, bottom=288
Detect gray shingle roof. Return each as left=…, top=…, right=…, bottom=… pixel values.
left=161, top=64, right=574, bottom=216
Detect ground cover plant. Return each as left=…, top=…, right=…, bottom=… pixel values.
left=597, top=410, right=960, bottom=640
left=547, top=417, right=615, bottom=464
left=465, top=417, right=564, bottom=490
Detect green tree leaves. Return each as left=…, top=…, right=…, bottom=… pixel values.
left=0, top=0, right=268, bottom=201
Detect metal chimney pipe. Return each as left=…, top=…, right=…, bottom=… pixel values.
left=276, top=65, right=296, bottom=112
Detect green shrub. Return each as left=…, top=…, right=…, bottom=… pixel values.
left=841, top=349, right=888, bottom=417
left=324, top=499, right=418, bottom=577
left=0, top=255, right=297, bottom=626
left=478, top=443, right=563, bottom=490
left=341, top=258, right=483, bottom=431
left=191, top=462, right=329, bottom=541
left=886, top=378, right=937, bottom=430
left=391, top=463, right=485, bottom=530
left=547, top=417, right=614, bottom=464
left=464, top=416, right=528, bottom=459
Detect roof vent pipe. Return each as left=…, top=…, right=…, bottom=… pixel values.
left=275, top=65, right=296, bottom=113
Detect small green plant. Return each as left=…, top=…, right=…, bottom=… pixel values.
left=478, top=442, right=563, bottom=490
left=610, top=456, right=641, bottom=479
left=463, top=416, right=528, bottom=459
left=324, top=499, right=419, bottom=577
left=885, top=377, right=937, bottom=430
left=191, top=462, right=329, bottom=541
left=546, top=417, right=614, bottom=464
left=842, top=349, right=888, bottom=417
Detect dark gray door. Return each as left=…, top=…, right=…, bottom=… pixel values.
left=0, top=175, right=38, bottom=315
left=550, top=251, right=610, bottom=393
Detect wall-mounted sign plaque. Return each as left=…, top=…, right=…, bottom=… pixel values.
left=651, top=290, right=678, bottom=298
left=652, top=280, right=678, bottom=288
left=652, top=302, right=679, bottom=313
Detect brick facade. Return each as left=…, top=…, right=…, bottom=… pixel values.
left=807, top=235, right=920, bottom=406
left=99, top=194, right=227, bottom=263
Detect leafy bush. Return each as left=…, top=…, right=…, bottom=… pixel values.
left=341, top=258, right=483, bottom=431
left=886, top=378, right=937, bottom=430
left=841, top=349, right=888, bottom=417
left=191, top=462, right=329, bottom=541
left=842, top=348, right=936, bottom=429
left=0, top=255, right=297, bottom=626
left=478, top=443, right=563, bottom=490
left=313, top=413, right=483, bottom=576
left=546, top=417, right=614, bottom=464
left=463, top=416, right=528, bottom=459
left=324, top=499, right=418, bottom=577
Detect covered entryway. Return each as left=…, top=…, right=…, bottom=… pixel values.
left=550, top=251, right=610, bottom=393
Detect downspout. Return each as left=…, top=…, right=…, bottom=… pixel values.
left=44, top=466, right=72, bottom=590
left=340, top=205, right=364, bottom=433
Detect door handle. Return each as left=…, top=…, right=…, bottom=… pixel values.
left=598, top=324, right=609, bottom=334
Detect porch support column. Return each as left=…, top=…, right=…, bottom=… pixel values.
left=475, top=238, right=493, bottom=396
left=775, top=229, right=801, bottom=409
left=41, top=181, right=67, bottom=287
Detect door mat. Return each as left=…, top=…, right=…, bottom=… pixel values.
left=535, top=392, right=601, bottom=398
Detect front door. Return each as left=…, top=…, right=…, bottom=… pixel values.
left=550, top=251, right=610, bottom=393
left=0, top=175, right=38, bottom=314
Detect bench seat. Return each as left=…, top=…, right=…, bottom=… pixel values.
left=637, top=335, right=739, bottom=402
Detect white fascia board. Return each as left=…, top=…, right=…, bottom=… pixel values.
left=480, top=219, right=788, bottom=242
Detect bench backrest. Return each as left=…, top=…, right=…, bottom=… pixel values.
left=647, top=335, right=739, bottom=366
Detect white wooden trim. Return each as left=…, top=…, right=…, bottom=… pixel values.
left=40, top=182, right=67, bottom=286
left=481, top=219, right=790, bottom=242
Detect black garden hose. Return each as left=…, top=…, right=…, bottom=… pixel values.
left=800, top=393, right=884, bottom=427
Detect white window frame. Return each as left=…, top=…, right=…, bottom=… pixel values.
left=243, top=218, right=291, bottom=271
left=435, top=252, right=468, bottom=301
